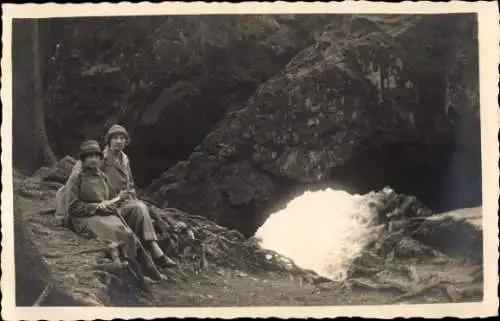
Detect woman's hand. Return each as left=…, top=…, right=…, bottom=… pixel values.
left=97, top=200, right=114, bottom=211
left=118, top=190, right=127, bottom=200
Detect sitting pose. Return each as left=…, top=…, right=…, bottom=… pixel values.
left=67, top=140, right=137, bottom=255
left=67, top=140, right=163, bottom=288
left=102, top=124, right=176, bottom=268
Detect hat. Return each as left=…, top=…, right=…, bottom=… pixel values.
left=79, top=140, right=103, bottom=159
left=104, top=124, right=130, bottom=145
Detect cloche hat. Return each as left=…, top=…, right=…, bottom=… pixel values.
left=79, top=140, right=103, bottom=159
left=104, top=124, right=130, bottom=145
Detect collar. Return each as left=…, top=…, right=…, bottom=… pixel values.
left=103, top=146, right=129, bottom=167
left=104, top=147, right=122, bottom=162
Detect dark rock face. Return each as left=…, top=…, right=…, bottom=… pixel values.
left=145, top=14, right=481, bottom=236
left=44, top=15, right=333, bottom=186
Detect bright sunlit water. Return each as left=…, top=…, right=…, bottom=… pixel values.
left=255, top=188, right=386, bottom=281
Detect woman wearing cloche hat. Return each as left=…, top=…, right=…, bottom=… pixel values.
left=67, top=141, right=139, bottom=263
left=102, top=124, right=177, bottom=269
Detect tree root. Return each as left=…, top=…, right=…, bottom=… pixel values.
left=95, top=270, right=129, bottom=287
left=148, top=204, right=321, bottom=279
left=348, top=277, right=408, bottom=294
left=389, top=279, right=460, bottom=303
left=38, top=208, right=56, bottom=216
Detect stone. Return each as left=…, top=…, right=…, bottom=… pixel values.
left=145, top=14, right=479, bottom=237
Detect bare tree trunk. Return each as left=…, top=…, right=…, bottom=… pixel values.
left=31, top=19, right=56, bottom=168
left=13, top=19, right=57, bottom=173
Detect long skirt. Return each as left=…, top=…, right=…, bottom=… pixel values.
left=71, top=215, right=137, bottom=259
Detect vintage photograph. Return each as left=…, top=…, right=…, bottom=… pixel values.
left=1, top=2, right=498, bottom=319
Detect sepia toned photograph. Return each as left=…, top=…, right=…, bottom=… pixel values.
left=1, top=2, right=498, bottom=320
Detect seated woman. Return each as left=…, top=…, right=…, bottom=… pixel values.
left=102, top=124, right=176, bottom=268
left=67, top=140, right=161, bottom=288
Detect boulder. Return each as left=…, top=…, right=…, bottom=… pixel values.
left=42, top=155, right=77, bottom=184
left=145, top=14, right=480, bottom=236
left=43, top=15, right=334, bottom=186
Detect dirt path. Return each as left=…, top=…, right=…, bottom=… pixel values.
left=148, top=261, right=482, bottom=307
left=152, top=270, right=401, bottom=307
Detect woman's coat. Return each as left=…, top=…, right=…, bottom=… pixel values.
left=102, top=147, right=158, bottom=243
left=67, top=167, right=137, bottom=258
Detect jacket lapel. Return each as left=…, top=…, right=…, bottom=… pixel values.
left=103, top=147, right=128, bottom=177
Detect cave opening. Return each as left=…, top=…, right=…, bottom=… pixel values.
left=253, top=137, right=482, bottom=238
left=326, top=141, right=482, bottom=213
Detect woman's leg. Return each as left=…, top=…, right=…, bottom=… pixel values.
left=71, top=215, right=156, bottom=291
left=120, top=200, right=158, bottom=243
left=120, top=200, right=176, bottom=267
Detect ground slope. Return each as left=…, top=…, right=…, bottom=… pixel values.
left=13, top=169, right=483, bottom=307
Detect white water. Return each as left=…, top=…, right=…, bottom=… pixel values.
left=255, top=188, right=386, bottom=281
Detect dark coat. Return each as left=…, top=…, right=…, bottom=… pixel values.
left=67, top=167, right=137, bottom=258
left=102, top=147, right=136, bottom=198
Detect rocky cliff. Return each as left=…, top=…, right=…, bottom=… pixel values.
left=36, top=14, right=480, bottom=237
left=144, top=14, right=480, bottom=236
left=43, top=15, right=333, bottom=186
